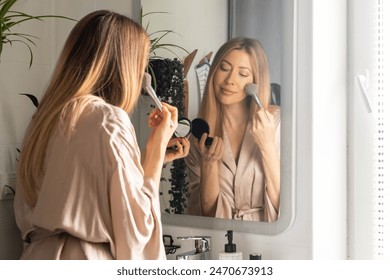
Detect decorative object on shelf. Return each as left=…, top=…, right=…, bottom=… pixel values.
left=0, top=0, right=75, bottom=67
left=195, top=51, right=213, bottom=100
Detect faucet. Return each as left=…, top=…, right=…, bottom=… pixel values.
left=176, top=236, right=211, bottom=260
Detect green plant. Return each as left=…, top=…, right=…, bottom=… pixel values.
left=141, top=8, right=188, bottom=59
left=0, top=0, right=75, bottom=67
left=149, top=58, right=188, bottom=214
left=140, top=9, right=189, bottom=214
left=140, top=8, right=188, bottom=89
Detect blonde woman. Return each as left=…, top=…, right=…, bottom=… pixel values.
left=185, top=37, right=280, bottom=222
left=14, top=10, right=189, bottom=260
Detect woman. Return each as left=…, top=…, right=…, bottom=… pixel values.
left=185, top=37, right=280, bottom=222
left=14, top=10, right=189, bottom=259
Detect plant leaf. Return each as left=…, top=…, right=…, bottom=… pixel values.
left=140, top=8, right=188, bottom=60
left=1, top=0, right=75, bottom=65
left=19, top=93, right=39, bottom=107
left=0, top=0, right=17, bottom=19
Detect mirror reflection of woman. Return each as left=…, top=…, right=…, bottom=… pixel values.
left=185, top=37, right=280, bottom=222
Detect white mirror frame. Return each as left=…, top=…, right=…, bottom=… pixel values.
left=162, top=0, right=297, bottom=235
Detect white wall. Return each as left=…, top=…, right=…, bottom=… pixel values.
left=0, top=0, right=348, bottom=260
left=311, top=0, right=347, bottom=259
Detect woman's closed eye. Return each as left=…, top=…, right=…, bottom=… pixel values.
left=220, top=62, right=231, bottom=72
left=239, top=70, right=250, bottom=78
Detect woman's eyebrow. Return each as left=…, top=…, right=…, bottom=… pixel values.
left=221, top=59, right=252, bottom=72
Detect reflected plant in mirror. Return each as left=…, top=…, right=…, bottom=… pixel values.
left=184, top=37, right=281, bottom=222
left=140, top=6, right=191, bottom=214
left=148, top=58, right=189, bottom=214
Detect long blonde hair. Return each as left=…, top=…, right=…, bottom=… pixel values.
left=18, top=10, right=150, bottom=206
left=199, top=37, right=271, bottom=137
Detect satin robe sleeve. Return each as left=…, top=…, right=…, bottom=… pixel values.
left=107, top=107, right=165, bottom=259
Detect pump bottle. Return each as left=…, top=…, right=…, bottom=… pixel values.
left=218, top=230, right=242, bottom=260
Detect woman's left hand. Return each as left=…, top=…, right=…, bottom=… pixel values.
left=164, top=137, right=190, bottom=163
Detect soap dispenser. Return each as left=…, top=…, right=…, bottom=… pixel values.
left=219, top=230, right=242, bottom=260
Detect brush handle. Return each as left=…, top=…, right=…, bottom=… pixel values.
left=145, top=86, right=174, bottom=127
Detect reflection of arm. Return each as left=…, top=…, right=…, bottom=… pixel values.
left=198, top=133, right=224, bottom=217
left=199, top=160, right=220, bottom=216
left=261, top=138, right=280, bottom=213
left=185, top=135, right=221, bottom=217
left=262, top=108, right=281, bottom=213
left=252, top=107, right=281, bottom=213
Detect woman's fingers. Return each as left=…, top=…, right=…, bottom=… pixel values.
left=164, top=137, right=191, bottom=163
left=161, top=102, right=178, bottom=129
left=148, top=102, right=178, bottom=130
left=198, top=134, right=223, bottom=162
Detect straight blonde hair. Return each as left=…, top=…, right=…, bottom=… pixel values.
left=199, top=37, right=271, bottom=137
left=18, top=10, right=151, bottom=206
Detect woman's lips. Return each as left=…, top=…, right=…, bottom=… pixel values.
left=220, top=88, right=236, bottom=95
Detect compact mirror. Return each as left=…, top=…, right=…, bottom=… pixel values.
left=174, top=117, right=192, bottom=138
left=191, top=118, right=213, bottom=146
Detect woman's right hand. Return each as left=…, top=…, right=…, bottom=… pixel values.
left=142, top=103, right=178, bottom=183
left=147, top=102, right=178, bottom=148
left=196, top=133, right=224, bottom=163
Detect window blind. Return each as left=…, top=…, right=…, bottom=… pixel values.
left=349, top=0, right=389, bottom=259
left=372, top=0, right=389, bottom=259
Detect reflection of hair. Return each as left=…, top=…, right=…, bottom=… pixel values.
left=19, top=10, right=150, bottom=206
left=199, top=37, right=270, bottom=137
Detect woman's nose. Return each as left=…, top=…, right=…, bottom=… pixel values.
left=225, top=72, right=235, bottom=85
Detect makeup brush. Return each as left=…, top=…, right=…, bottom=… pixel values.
left=143, top=72, right=163, bottom=111
left=244, top=83, right=271, bottom=123
left=142, top=72, right=174, bottom=127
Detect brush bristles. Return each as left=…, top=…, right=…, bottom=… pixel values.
left=142, top=72, right=152, bottom=89
left=244, top=83, right=258, bottom=96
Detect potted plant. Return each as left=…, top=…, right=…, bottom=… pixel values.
left=0, top=0, right=74, bottom=67
left=149, top=58, right=188, bottom=214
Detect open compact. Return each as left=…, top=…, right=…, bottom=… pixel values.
left=172, top=117, right=213, bottom=147
left=174, top=117, right=192, bottom=138
left=190, top=118, right=213, bottom=146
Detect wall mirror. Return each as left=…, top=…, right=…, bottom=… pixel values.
left=140, top=0, right=297, bottom=235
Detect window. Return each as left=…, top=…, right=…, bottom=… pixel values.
left=348, top=0, right=389, bottom=259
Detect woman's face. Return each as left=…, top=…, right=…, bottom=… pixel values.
left=213, top=49, right=254, bottom=106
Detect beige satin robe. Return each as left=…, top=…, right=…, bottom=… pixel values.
left=14, top=100, right=166, bottom=259
left=185, top=107, right=280, bottom=222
